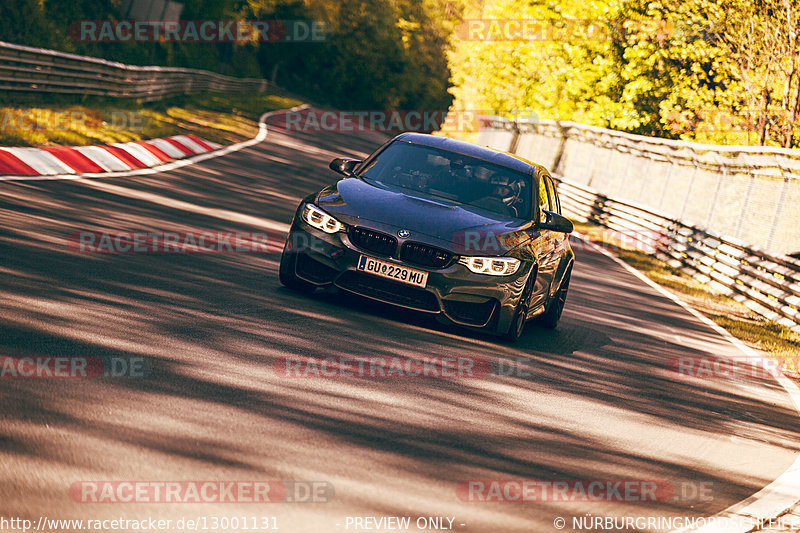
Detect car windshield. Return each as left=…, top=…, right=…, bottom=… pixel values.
left=358, top=141, right=532, bottom=219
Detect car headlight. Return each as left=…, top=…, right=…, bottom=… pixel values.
left=302, top=203, right=344, bottom=233
left=459, top=256, right=521, bottom=276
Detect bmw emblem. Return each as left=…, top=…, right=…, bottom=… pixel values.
left=397, top=229, right=410, bottom=238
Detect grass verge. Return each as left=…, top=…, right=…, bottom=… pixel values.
left=572, top=221, right=800, bottom=379
left=0, top=91, right=304, bottom=148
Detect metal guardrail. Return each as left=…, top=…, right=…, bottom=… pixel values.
left=473, top=115, right=800, bottom=330
left=0, top=40, right=273, bottom=101
left=477, top=116, right=800, bottom=257
left=555, top=175, right=800, bottom=331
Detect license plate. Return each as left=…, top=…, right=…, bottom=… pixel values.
left=357, top=255, right=428, bottom=288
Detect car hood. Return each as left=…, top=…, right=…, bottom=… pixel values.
left=315, top=178, right=537, bottom=255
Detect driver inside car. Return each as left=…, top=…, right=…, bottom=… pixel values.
left=428, top=158, right=474, bottom=198
left=472, top=174, right=526, bottom=217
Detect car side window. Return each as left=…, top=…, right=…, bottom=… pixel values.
left=537, top=172, right=549, bottom=223
left=544, top=176, right=560, bottom=215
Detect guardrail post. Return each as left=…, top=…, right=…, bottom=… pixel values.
left=636, top=154, right=654, bottom=202
left=549, top=121, right=569, bottom=174
left=589, top=193, right=610, bottom=227
left=589, top=137, right=614, bottom=188
left=657, top=160, right=677, bottom=210
left=766, top=174, right=791, bottom=251
left=734, top=170, right=757, bottom=239
left=679, top=163, right=699, bottom=221
left=508, top=119, right=521, bottom=154
left=584, top=133, right=598, bottom=181
left=705, top=159, right=726, bottom=228
left=616, top=145, right=636, bottom=197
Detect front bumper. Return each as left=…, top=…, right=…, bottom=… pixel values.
left=281, top=218, right=533, bottom=334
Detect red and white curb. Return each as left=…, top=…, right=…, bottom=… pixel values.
left=0, top=135, right=220, bottom=177
left=0, top=104, right=310, bottom=181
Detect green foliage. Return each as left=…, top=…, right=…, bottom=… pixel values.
left=0, top=0, right=69, bottom=50
left=255, top=0, right=461, bottom=110
left=448, top=0, right=800, bottom=146
left=0, top=0, right=458, bottom=111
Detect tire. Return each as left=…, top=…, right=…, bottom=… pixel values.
left=502, top=302, right=527, bottom=342
left=537, top=268, right=571, bottom=329
left=279, top=252, right=315, bottom=294
left=501, top=272, right=535, bottom=342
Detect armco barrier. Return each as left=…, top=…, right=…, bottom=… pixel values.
left=477, top=116, right=800, bottom=257
left=474, top=116, right=800, bottom=330
left=476, top=115, right=517, bottom=152
left=555, top=176, right=800, bottom=331
left=0, top=40, right=274, bottom=101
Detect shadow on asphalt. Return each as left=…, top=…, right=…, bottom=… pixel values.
left=0, top=124, right=798, bottom=529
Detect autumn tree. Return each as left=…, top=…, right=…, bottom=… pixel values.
left=447, top=0, right=800, bottom=146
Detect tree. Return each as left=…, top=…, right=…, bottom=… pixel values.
left=0, top=0, right=460, bottom=112
left=447, top=0, right=800, bottom=146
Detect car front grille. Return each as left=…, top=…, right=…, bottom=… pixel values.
left=443, top=299, right=497, bottom=326
left=335, top=271, right=439, bottom=312
left=400, top=241, right=453, bottom=268
left=349, top=227, right=397, bottom=256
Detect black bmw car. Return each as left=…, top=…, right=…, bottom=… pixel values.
left=279, top=133, right=574, bottom=341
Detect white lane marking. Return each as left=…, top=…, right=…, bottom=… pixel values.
left=0, top=147, right=75, bottom=175
left=73, top=146, right=131, bottom=171
left=0, top=104, right=310, bottom=181
left=573, top=232, right=800, bottom=533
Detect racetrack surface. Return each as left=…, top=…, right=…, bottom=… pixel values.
left=0, top=113, right=798, bottom=532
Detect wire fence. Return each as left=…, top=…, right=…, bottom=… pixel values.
left=476, top=116, right=800, bottom=330
left=479, top=116, right=800, bottom=257
left=557, top=175, right=800, bottom=331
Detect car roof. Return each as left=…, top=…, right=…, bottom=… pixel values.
left=394, top=132, right=546, bottom=175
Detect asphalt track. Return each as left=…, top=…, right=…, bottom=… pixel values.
left=0, top=111, right=798, bottom=533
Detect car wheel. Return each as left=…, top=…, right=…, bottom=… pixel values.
left=537, top=268, right=571, bottom=329
left=502, top=274, right=534, bottom=342
left=502, top=302, right=527, bottom=342
left=279, top=251, right=315, bottom=294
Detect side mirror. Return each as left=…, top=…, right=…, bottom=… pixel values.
left=538, top=210, right=573, bottom=233
left=329, top=157, right=361, bottom=176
